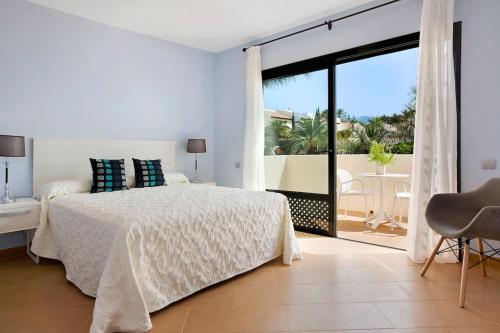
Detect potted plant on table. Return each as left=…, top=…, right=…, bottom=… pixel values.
left=368, top=141, right=395, bottom=175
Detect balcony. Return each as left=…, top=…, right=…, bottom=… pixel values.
left=265, top=154, right=412, bottom=249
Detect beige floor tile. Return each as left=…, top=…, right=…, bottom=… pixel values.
left=288, top=253, right=336, bottom=269
left=330, top=254, right=383, bottom=268
left=75, top=318, right=92, bottom=333
left=468, top=300, right=500, bottom=325
left=367, top=253, right=419, bottom=266
left=1, top=234, right=499, bottom=333
left=274, top=267, right=351, bottom=284
left=0, top=262, right=36, bottom=285
left=397, top=280, right=464, bottom=302
left=375, top=301, right=496, bottom=328
left=398, top=279, right=500, bottom=302
left=236, top=284, right=331, bottom=305
left=329, top=282, right=412, bottom=302
left=0, top=309, right=91, bottom=333
left=182, top=305, right=288, bottom=333
left=343, top=329, right=450, bottom=333
left=181, top=306, right=233, bottom=333
left=150, top=306, right=190, bottom=333
left=298, top=236, right=402, bottom=256
left=343, top=265, right=422, bottom=282
left=55, top=283, right=95, bottom=311
left=344, top=329, right=500, bottom=333
left=0, top=275, right=76, bottom=312
left=230, top=304, right=288, bottom=332
left=177, top=284, right=237, bottom=308
left=446, top=328, right=500, bottom=333
left=250, top=331, right=342, bottom=333
left=285, top=303, right=393, bottom=331
left=225, top=266, right=277, bottom=287
left=421, top=263, right=500, bottom=281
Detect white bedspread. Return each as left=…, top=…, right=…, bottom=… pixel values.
left=31, top=184, right=301, bottom=333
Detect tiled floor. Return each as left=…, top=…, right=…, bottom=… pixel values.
left=1, top=234, right=499, bottom=333
left=337, top=211, right=408, bottom=250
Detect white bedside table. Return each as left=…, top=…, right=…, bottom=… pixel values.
left=191, top=182, right=216, bottom=186
left=0, top=198, right=41, bottom=263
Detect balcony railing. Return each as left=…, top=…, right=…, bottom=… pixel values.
left=265, top=154, right=413, bottom=236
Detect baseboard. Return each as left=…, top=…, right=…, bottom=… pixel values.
left=0, top=246, right=26, bottom=261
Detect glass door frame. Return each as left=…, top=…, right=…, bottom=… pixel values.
left=262, top=22, right=461, bottom=238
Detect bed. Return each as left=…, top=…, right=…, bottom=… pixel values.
left=30, top=138, right=302, bottom=333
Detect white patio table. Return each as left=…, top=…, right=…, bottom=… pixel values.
left=359, top=172, right=410, bottom=229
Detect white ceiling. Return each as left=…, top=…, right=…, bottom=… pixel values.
left=28, top=0, right=374, bottom=53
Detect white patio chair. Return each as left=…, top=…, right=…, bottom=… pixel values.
left=392, top=181, right=411, bottom=229
left=336, top=169, right=374, bottom=222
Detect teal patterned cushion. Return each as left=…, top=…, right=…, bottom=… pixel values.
left=90, top=158, right=128, bottom=193
left=133, top=159, right=165, bottom=188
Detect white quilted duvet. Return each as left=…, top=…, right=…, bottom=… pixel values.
left=31, top=183, right=301, bottom=333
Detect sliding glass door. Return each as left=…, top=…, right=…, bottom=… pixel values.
left=263, top=68, right=335, bottom=236
left=335, top=47, right=419, bottom=249
left=262, top=25, right=460, bottom=242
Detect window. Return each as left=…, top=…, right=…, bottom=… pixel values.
left=263, top=69, right=329, bottom=195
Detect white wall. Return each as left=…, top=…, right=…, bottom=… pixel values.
left=0, top=0, right=216, bottom=250
left=214, top=0, right=500, bottom=192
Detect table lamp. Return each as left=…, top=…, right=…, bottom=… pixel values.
left=187, top=139, right=206, bottom=183
left=0, top=135, right=25, bottom=203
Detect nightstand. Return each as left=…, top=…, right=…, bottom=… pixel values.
left=192, top=182, right=216, bottom=186
left=0, top=198, right=41, bottom=263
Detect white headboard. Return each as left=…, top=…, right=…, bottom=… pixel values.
left=33, top=138, right=176, bottom=194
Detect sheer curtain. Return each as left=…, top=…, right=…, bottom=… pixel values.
left=242, top=46, right=266, bottom=191
left=407, top=0, right=457, bottom=263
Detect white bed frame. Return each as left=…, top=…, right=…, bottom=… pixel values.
left=33, top=138, right=176, bottom=195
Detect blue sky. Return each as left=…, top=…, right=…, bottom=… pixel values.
left=263, top=47, right=419, bottom=118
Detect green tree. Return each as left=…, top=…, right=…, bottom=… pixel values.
left=288, top=108, right=327, bottom=154
left=265, top=120, right=292, bottom=155
left=364, top=117, right=389, bottom=143
left=336, top=108, right=349, bottom=122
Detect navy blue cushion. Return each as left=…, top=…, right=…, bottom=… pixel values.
left=90, top=158, right=128, bottom=193
left=133, top=159, right=165, bottom=188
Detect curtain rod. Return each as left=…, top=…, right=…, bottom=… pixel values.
left=242, top=0, right=402, bottom=52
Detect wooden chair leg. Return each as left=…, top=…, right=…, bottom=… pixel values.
left=421, top=236, right=445, bottom=277
left=477, top=238, right=487, bottom=277
left=459, top=240, right=470, bottom=307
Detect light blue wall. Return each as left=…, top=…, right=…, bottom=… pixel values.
left=0, top=0, right=215, bottom=249
left=214, top=0, right=500, bottom=192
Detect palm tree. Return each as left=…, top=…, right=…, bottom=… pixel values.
left=288, top=108, right=327, bottom=154
left=364, top=117, right=390, bottom=143
left=336, top=108, right=348, bottom=121
left=265, top=120, right=292, bottom=155
left=263, top=73, right=311, bottom=89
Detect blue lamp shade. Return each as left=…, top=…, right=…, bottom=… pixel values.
left=0, top=135, right=25, bottom=157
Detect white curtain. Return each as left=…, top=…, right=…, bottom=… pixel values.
left=243, top=46, right=266, bottom=191
left=407, top=0, right=457, bottom=263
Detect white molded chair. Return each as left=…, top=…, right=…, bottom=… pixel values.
left=392, top=181, right=411, bottom=228
left=336, top=169, right=374, bottom=222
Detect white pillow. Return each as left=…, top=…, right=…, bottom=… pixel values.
left=34, top=178, right=92, bottom=200
left=126, top=173, right=189, bottom=188
left=165, top=173, right=190, bottom=184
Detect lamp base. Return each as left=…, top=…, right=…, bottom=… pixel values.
left=1, top=197, right=16, bottom=204
left=191, top=179, right=202, bottom=184
left=2, top=182, right=16, bottom=204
